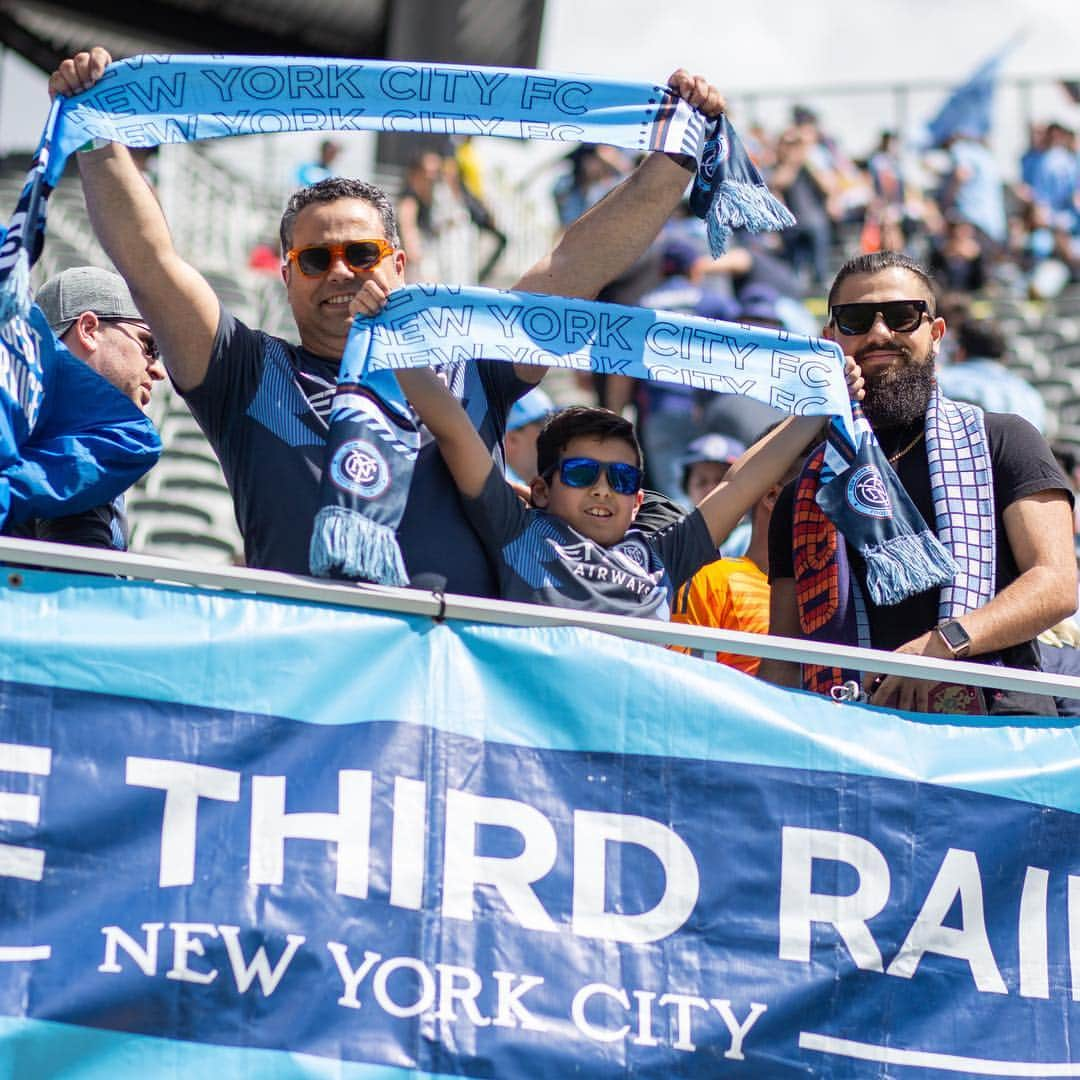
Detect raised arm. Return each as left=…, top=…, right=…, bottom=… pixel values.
left=394, top=368, right=494, bottom=499
left=696, top=416, right=825, bottom=548
left=698, top=357, right=863, bottom=547
left=514, top=69, right=725, bottom=303
left=50, top=49, right=220, bottom=393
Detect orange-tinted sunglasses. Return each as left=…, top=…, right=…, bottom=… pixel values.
left=285, top=238, right=395, bottom=277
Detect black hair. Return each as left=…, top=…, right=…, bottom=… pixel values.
left=827, top=251, right=938, bottom=314
left=956, top=319, right=1006, bottom=360
left=535, top=406, right=643, bottom=480
left=279, top=177, right=400, bottom=255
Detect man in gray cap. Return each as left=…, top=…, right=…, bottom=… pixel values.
left=4, top=266, right=165, bottom=548
left=36, top=266, right=165, bottom=411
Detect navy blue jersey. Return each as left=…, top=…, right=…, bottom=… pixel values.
left=182, top=309, right=532, bottom=596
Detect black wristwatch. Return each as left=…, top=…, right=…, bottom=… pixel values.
left=936, top=619, right=972, bottom=658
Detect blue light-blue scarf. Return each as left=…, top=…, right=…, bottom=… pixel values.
left=315, top=285, right=958, bottom=601
left=0, top=55, right=794, bottom=321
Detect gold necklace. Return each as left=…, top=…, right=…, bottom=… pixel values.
left=887, top=429, right=924, bottom=464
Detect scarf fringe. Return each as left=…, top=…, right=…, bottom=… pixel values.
left=309, top=505, right=409, bottom=586
left=862, top=530, right=960, bottom=607
left=0, top=250, right=31, bottom=325
left=706, top=179, right=796, bottom=256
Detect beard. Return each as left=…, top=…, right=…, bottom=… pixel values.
left=858, top=345, right=936, bottom=430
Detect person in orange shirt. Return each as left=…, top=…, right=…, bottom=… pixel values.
left=672, top=430, right=804, bottom=675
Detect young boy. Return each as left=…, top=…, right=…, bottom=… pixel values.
left=396, top=366, right=859, bottom=619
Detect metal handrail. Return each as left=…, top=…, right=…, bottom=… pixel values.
left=2, top=536, right=1079, bottom=700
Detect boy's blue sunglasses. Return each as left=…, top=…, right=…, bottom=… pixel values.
left=544, top=456, right=642, bottom=495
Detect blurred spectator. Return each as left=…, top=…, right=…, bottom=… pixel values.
left=680, top=433, right=746, bottom=507
left=928, top=215, right=988, bottom=292
left=296, top=139, right=343, bottom=187
left=1025, top=122, right=1080, bottom=232
left=552, top=144, right=631, bottom=228
left=504, top=387, right=555, bottom=485
left=671, top=426, right=805, bottom=675
left=448, top=142, right=508, bottom=284
left=1010, top=200, right=1074, bottom=300
left=771, top=123, right=834, bottom=291
left=442, top=155, right=507, bottom=284
left=398, top=150, right=475, bottom=283
left=939, top=133, right=1007, bottom=248
left=938, top=318, right=1047, bottom=432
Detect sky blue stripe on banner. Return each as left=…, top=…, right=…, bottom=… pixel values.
left=0, top=1016, right=456, bottom=1079
left=3, top=567, right=1080, bottom=815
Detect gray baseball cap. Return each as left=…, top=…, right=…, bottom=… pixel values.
left=36, top=266, right=141, bottom=336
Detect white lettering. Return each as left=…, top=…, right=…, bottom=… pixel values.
left=886, top=848, right=1007, bottom=993
left=326, top=943, right=381, bottom=1009
left=442, top=790, right=557, bottom=932
left=0, top=742, right=50, bottom=881
left=1018, top=866, right=1050, bottom=999
left=710, top=999, right=768, bottom=1060
left=98, top=923, right=164, bottom=975
left=571, top=982, right=630, bottom=1043
left=572, top=810, right=699, bottom=943
left=492, top=970, right=547, bottom=1030
left=165, top=922, right=218, bottom=985
left=126, top=756, right=240, bottom=887
left=434, top=963, right=491, bottom=1026
left=390, top=777, right=426, bottom=910
left=779, top=826, right=889, bottom=971
left=249, top=770, right=372, bottom=897
left=372, top=955, right=436, bottom=1018
left=217, top=925, right=305, bottom=995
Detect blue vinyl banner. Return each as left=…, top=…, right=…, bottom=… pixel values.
left=2, top=567, right=1080, bottom=1077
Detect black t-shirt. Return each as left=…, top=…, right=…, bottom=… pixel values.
left=4, top=496, right=126, bottom=550
left=181, top=309, right=531, bottom=596
left=769, top=412, right=1072, bottom=665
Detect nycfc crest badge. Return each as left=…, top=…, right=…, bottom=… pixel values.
left=846, top=464, right=892, bottom=519
left=330, top=439, right=390, bottom=500
left=697, top=134, right=728, bottom=181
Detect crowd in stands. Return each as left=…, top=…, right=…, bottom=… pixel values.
left=9, top=46, right=1080, bottom=719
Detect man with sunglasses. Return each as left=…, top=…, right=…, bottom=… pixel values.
left=53, top=47, right=725, bottom=596
left=4, top=266, right=165, bottom=549
left=762, top=251, right=1076, bottom=715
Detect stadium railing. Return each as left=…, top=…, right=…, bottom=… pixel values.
left=3, top=535, right=1079, bottom=705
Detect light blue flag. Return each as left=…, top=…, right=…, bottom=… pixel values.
left=924, top=36, right=1022, bottom=148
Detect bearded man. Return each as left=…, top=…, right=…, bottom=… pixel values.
left=760, top=251, right=1076, bottom=715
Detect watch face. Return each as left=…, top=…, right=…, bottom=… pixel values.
left=939, top=620, right=970, bottom=651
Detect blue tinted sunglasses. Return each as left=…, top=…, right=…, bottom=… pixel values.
left=544, top=456, right=642, bottom=495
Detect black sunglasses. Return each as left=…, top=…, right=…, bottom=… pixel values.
left=830, top=299, right=932, bottom=336
left=101, top=318, right=160, bottom=362
left=544, top=457, right=642, bottom=495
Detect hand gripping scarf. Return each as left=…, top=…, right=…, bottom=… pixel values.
left=314, top=284, right=959, bottom=602
left=795, top=391, right=992, bottom=695
left=0, top=54, right=794, bottom=322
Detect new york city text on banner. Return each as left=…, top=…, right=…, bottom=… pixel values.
left=2, top=567, right=1080, bottom=1077
left=349, top=284, right=853, bottom=433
